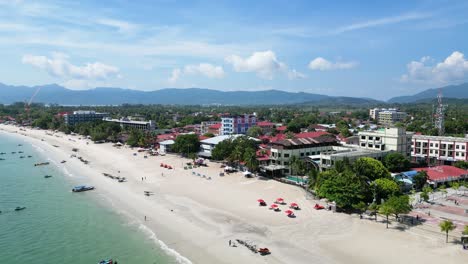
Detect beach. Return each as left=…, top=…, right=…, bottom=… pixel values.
left=1, top=124, right=467, bottom=264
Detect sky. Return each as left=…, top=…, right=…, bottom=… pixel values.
left=0, top=0, right=468, bottom=100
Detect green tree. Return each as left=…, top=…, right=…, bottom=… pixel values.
left=374, top=178, right=401, bottom=202
left=317, top=170, right=369, bottom=209
left=243, top=147, right=258, bottom=172
left=246, top=126, right=263, bottom=138
left=413, top=171, right=428, bottom=190
left=420, top=190, right=429, bottom=202
left=463, top=225, right=468, bottom=235
left=172, top=134, right=200, bottom=156
left=126, top=129, right=144, bottom=147
left=352, top=201, right=368, bottom=219
left=454, top=161, right=468, bottom=170
left=451, top=182, right=461, bottom=195
left=203, top=133, right=215, bottom=138
left=368, top=203, right=379, bottom=221
left=353, top=157, right=391, bottom=181
left=386, top=195, right=411, bottom=219
left=379, top=202, right=394, bottom=229
left=383, top=152, right=411, bottom=172
left=439, top=220, right=456, bottom=243
left=211, top=139, right=233, bottom=161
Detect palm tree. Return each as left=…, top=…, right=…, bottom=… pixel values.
left=463, top=225, right=468, bottom=235
left=439, top=220, right=456, bottom=243
left=243, top=148, right=258, bottom=173
left=289, top=155, right=299, bottom=176
left=229, top=145, right=243, bottom=168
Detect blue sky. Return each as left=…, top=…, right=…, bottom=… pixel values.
left=1, top=0, right=468, bottom=100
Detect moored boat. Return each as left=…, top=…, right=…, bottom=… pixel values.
left=44, top=175, right=53, bottom=178
left=34, top=162, right=50, bottom=166
left=15, top=206, right=26, bottom=211
left=72, top=185, right=95, bottom=192
left=98, top=259, right=114, bottom=264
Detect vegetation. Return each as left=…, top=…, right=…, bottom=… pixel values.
left=353, top=157, right=391, bottom=181
left=172, top=134, right=200, bottom=156
left=383, top=152, right=411, bottom=172
left=379, top=195, right=411, bottom=228
left=454, top=161, right=468, bottom=170
left=412, top=171, right=428, bottom=191
left=439, top=220, right=456, bottom=243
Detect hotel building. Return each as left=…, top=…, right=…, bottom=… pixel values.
left=411, top=134, right=468, bottom=165
left=220, top=114, right=257, bottom=135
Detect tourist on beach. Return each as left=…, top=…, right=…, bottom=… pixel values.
left=144, top=216, right=147, bottom=221
left=229, top=240, right=231, bottom=246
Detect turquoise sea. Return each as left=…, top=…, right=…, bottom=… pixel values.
left=0, top=133, right=179, bottom=264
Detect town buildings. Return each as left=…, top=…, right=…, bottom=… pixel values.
left=198, top=134, right=258, bottom=158
left=200, top=121, right=221, bottom=135
left=220, top=114, right=257, bottom=135
left=64, top=111, right=109, bottom=126
left=103, top=117, right=156, bottom=131
left=411, top=134, right=468, bottom=165
left=263, top=136, right=338, bottom=175
left=369, top=108, right=407, bottom=126
left=358, top=127, right=413, bottom=157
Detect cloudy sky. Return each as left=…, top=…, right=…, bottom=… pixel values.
left=1, top=0, right=468, bottom=100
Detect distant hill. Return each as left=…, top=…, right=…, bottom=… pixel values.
left=0, top=83, right=382, bottom=106
left=388, top=83, right=468, bottom=103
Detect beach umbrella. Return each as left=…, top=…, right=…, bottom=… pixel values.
left=276, top=198, right=284, bottom=203
left=270, top=204, right=278, bottom=208
left=257, top=199, right=265, bottom=203
left=290, top=203, right=299, bottom=208
left=285, top=210, right=294, bottom=215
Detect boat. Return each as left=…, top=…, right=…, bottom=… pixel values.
left=98, top=259, right=114, bottom=264
left=60, top=160, right=66, bottom=163
left=18, top=144, right=22, bottom=146
left=72, top=185, right=95, bottom=192
left=34, top=162, right=50, bottom=166
left=15, top=206, right=26, bottom=211
left=18, top=151, right=24, bottom=153
left=258, top=248, right=271, bottom=255
left=11, top=151, right=16, bottom=154
left=0, top=158, right=5, bottom=161
left=20, top=156, right=25, bottom=158
left=27, top=155, right=32, bottom=158
left=44, top=175, right=53, bottom=178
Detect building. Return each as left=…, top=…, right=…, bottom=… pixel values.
left=411, top=134, right=467, bottom=165
left=265, top=136, right=338, bottom=175
left=198, top=134, right=259, bottom=158
left=64, top=111, right=109, bottom=126
left=412, top=165, right=468, bottom=187
left=257, top=121, right=276, bottom=134
left=103, top=117, right=155, bottom=131
left=369, top=108, right=407, bottom=126
left=358, top=127, right=413, bottom=157
left=159, top=140, right=175, bottom=154
left=316, top=146, right=391, bottom=171
left=220, top=114, right=257, bottom=135
left=207, top=123, right=221, bottom=136
left=200, top=121, right=221, bottom=134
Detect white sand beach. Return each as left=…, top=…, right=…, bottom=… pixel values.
left=1, top=124, right=467, bottom=264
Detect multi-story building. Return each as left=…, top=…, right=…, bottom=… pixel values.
left=369, top=108, right=407, bottom=126
left=200, top=121, right=221, bottom=134
left=64, top=111, right=109, bottom=126
left=103, top=117, right=155, bottom=131
left=317, top=146, right=391, bottom=171
left=220, top=114, right=257, bottom=135
left=265, top=136, right=338, bottom=175
left=411, top=135, right=467, bottom=165
left=358, top=127, right=413, bottom=157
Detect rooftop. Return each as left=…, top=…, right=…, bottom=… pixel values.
left=272, top=136, right=336, bottom=148
left=200, top=134, right=259, bottom=145
left=413, top=165, right=468, bottom=182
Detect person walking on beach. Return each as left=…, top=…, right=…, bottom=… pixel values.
left=142, top=177, right=144, bottom=181
left=144, top=216, right=147, bottom=221
left=229, top=240, right=231, bottom=246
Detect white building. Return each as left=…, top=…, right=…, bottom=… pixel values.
left=317, top=146, right=391, bottom=171
left=198, top=135, right=258, bottom=158
left=411, top=134, right=467, bottom=165
left=103, top=117, right=155, bottom=131
left=358, top=127, right=413, bottom=157
left=369, top=108, right=407, bottom=126
left=64, top=111, right=109, bottom=126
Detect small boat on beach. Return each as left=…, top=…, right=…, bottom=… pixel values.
left=98, top=259, right=114, bottom=264
left=34, top=162, right=50, bottom=166
left=72, top=185, right=95, bottom=192
left=60, top=160, right=66, bottom=163
left=44, top=175, right=53, bottom=178
left=15, top=206, right=26, bottom=211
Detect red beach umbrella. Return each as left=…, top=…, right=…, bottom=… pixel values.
left=257, top=199, right=265, bottom=203
left=290, top=203, right=299, bottom=208
left=276, top=198, right=284, bottom=203
left=285, top=210, right=294, bottom=215
left=270, top=204, right=278, bottom=208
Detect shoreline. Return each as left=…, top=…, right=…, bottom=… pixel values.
left=1, top=124, right=467, bottom=264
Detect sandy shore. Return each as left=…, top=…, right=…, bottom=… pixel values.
left=1, top=124, right=467, bottom=264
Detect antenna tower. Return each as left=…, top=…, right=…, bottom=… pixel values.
left=434, top=89, right=445, bottom=136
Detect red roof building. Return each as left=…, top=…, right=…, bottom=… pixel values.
left=207, top=123, right=221, bottom=135
left=257, top=121, right=275, bottom=127
left=295, top=131, right=329, bottom=139
left=276, top=126, right=287, bottom=132
left=413, top=165, right=468, bottom=184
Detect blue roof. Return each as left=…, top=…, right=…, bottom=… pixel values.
left=401, top=171, right=418, bottom=178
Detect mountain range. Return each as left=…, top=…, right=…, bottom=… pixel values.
left=0, top=82, right=467, bottom=106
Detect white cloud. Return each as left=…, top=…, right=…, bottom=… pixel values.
left=308, top=57, right=357, bottom=71
left=288, top=69, right=307, bottom=80
left=169, top=63, right=225, bottom=83
left=96, top=18, right=138, bottom=34
left=168, top=68, right=181, bottom=84
left=225, top=50, right=287, bottom=79
left=401, top=51, right=468, bottom=83
left=334, top=12, right=431, bottom=34
left=22, top=52, right=120, bottom=89
left=184, top=63, right=225, bottom=79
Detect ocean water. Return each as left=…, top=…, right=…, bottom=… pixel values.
left=0, top=133, right=180, bottom=264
